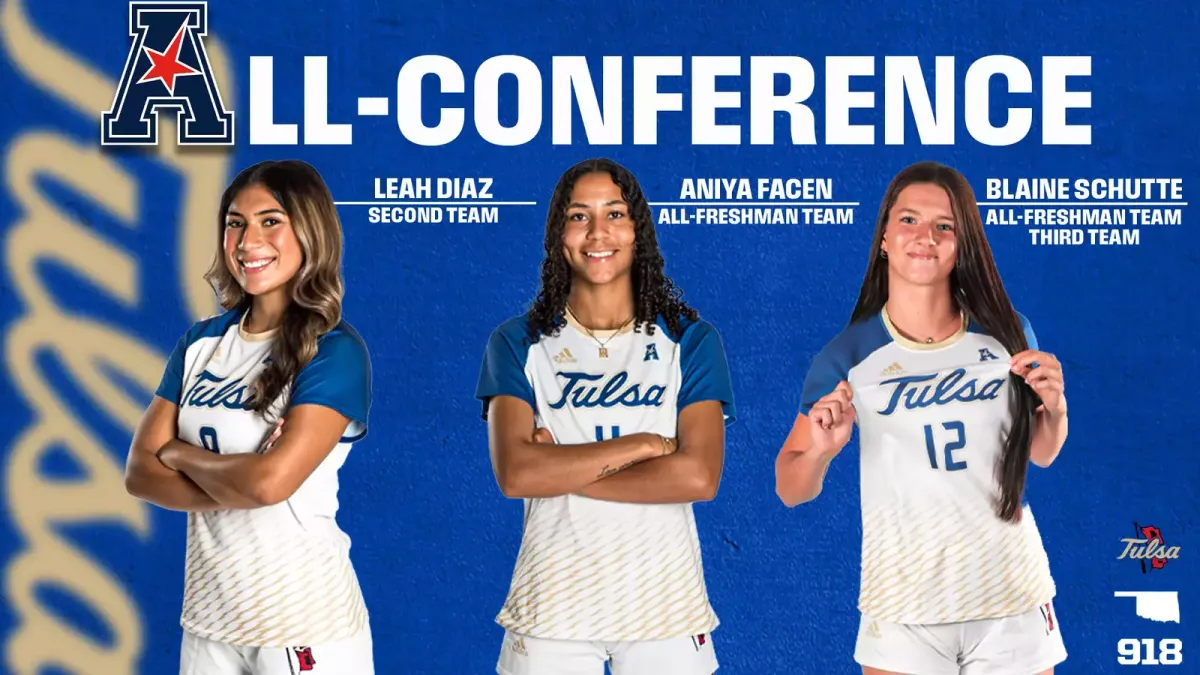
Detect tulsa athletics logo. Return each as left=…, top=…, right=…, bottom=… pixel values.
left=1118, top=522, right=1180, bottom=573
left=101, top=2, right=234, bottom=145
left=877, top=368, right=1005, bottom=415
left=547, top=371, right=666, bottom=409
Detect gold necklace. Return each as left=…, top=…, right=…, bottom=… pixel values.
left=922, top=311, right=967, bottom=343
left=566, top=305, right=634, bottom=358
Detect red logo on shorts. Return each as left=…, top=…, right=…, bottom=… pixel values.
left=1040, top=603, right=1055, bottom=634
left=691, top=633, right=707, bottom=650
left=293, top=646, right=315, bottom=671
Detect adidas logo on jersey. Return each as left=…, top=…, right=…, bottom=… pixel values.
left=880, top=362, right=905, bottom=376
left=553, top=348, right=575, bottom=364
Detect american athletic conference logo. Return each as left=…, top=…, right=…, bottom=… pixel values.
left=101, top=2, right=234, bottom=145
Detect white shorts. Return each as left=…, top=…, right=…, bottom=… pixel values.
left=179, top=629, right=374, bottom=675
left=496, top=629, right=719, bottom=675
left=854, top=601, right=1067, bottom=675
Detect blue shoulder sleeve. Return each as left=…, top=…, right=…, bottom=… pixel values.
left=155, top=332, right=189, bottom=405
left=678, top=321, right=736, bottom=425
left=798, top=344, right=846, bottom=416
left=475, top=318, right=535, bottom=420
left=154, top=312, right=238, bottom=405
left=290, top=325, right=372, bottom=442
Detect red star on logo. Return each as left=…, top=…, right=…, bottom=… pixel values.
left=137, top=22, right=200, bottom=95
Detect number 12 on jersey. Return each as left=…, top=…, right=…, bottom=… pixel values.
left=924, top=420, right=966, bottom=471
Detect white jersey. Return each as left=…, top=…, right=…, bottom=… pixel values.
left=155, top=306, right=373, bottom=647
left=799, top=308, right=1056, bottom=625
left=475, top=311, right=736, bottom=642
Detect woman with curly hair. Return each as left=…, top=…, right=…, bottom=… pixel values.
left=476, top=158, right=736, bottom=675
left=124, top=160, right=376, bottom=674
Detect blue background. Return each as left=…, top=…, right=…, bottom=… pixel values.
left=1, top=0, right=1198, bottom=673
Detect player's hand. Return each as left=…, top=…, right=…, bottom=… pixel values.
left=655, top=435, right=678, bottom=456
left=809, top=381, right=856, bottom=455
left=1011, top=350, right=1066, bottom=417
left=532, top=427, right=556, bottom=444
left=259, top=419, right=284, bottom=453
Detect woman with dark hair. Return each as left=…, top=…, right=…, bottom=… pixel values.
left=476, top=158, right=736, bottom=675
left=775, top=161, right=1068, bottom=675
left=124, top=160, right=376, bottom=674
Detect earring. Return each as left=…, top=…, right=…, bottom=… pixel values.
left=880, top=249, right=888, bottom=259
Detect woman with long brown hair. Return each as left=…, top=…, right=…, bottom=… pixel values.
left=124, top=160, right=376, bottom=674
left=476, top=158, right=735, bottom=675
left=775, top=161, right=1069, bottom=675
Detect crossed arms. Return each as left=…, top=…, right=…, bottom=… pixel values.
left=485, top=395, right=726, bottom=504
left=124, top=396, right=350, bottom=511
